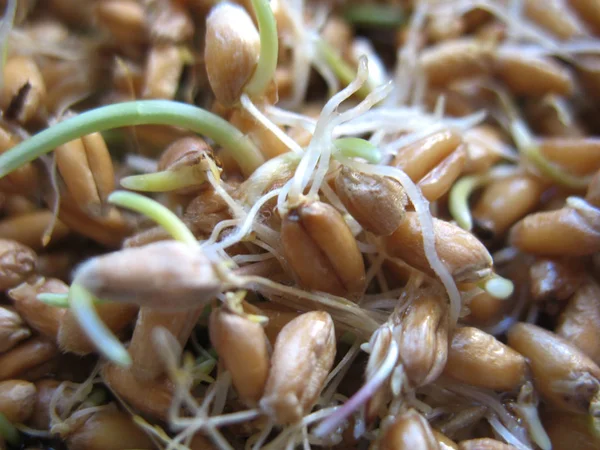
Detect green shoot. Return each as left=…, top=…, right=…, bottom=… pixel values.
left=334, top=137, right=381, bottom=163
left=243, top=0, right=278, bottom=97
left=120, top=165, right=209, bottom=193
left=37, top=292, right=71, bottom=308
left=449, top=175, right=484, bottom=231
left=343, top=3, right=405, bottom=28
left=108, top=191, right=197, bottom=245
left=68, top=284, right=132, bottom=367
left=0, top=100, right=264, bottom=178
left=497, top=89, right=588, bottom=190
left=316, top=40, right=372, bottom=99
left=0, top=412, right=19, bottom=447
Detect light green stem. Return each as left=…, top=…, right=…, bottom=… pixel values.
left=317, top=40, right=371, bottom=99
left=69, top=284, right=132, bottom=366
left=37, top=293, right=71, bottom=308
left=0, top=100, right=264, bottom=178
left=244, top=0, right=278, bottom=97
left=521, top=142, right=589, bottom=190
left=108, top=191, right=197, bottom=245
left=120, top=165, right=209, bottom=192
left=449, top=175, right=484, bottom=231
left=499, top=90, right=588, bottom=190
left=0, top=412, right=19, bottom=446
left=343, top=4, right=405, bottom=28
left=334, top=137, right=381, bottom=163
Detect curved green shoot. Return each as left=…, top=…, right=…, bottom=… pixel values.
left=0, top=412, right=19, bottom=447
left=316, top=40, right=371, bottom=99
left=108, top=191, right=197, bottom=245
left=0, top=100, right=264, bottom=178
left=68, top=284, right=132, bottom=367
left=244, top=0, right=278, bottom=97
left=37, top=292, right=70, bottom=308
left=498, top=89, right=588, bottom=190
left=120, top=165, right=209, bottom=193
left=479, top=275, right=514, bottom=300
left=449, top=175, right=484, bottom=231
left=334, top=137, right=381, bottom=163
left=521, top=142, right=589, bottom=190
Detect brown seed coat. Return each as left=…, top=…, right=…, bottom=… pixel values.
left=260, top=311, right=336, bottom=424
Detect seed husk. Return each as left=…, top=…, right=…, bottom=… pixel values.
left=260, top=311, right=336, bottom=425
left=9, top=278, right=68, bottom=340
left=0, top=307, right=30, bottom=353
left=419, top=144, right=467, bottom=202
left=0, top=338, right=59, bottom=381
left=396, top=291, right=449, bottom=388
left=129, top=307, right=201, bottom=382
left=509, top=205, right=600, bottom=257
left=556, top=280, right=600, bottom=365
left=142, top=44, right=185, bottom=100
left=281, top=201, right=366, bottom=298
left=95, top=0, right=148, bottom=46
left=66, top=408, right=155, bottom=450
left=204, top=2, right=260, bottom=106
left=57, top=302, right=138, bottom=356
left=209, top=307, right=270, bottom=406
left=0, top=380, right=36, bottom=424
left=472, top=174, right=546, bottom=238
left=54, top=132, right=115, bottom=216
left=380, top=409, right=440, bottom=450
left=0, top=211, right=69, bottom=251
left=508, top=322, right=600, bottom=414
left=384, top=212, right=493, bottom=283
left=101, top=364, right=174, bottom=421
left=73, top=241, right=222, bottom=309
left=0, top=56, right=46, bottom=124
left=0, top=239, right=37, bottom=291
left=27, top=379, right=65, bottom=430
left=335, top=166, right=407, bottom=236
left=495, top=50, right=574, bottom=97
left=392, top=129, right=463, bottom=183
left=420, top=38, right=494, bottom=86
left=541, top=409, right=600, bottom=450
left=444, top=326, right=527, bottom=391
left=529, top=258, right=585, bottom=303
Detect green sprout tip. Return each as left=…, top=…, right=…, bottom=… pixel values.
left=37, top=292, right=70, bottom=308
left=108, top=190, right=197, bottom=245
left=120, top=165, right=209, bottom=193
left=69, top=284, right=132, bottom=367
left=334, top=137, right=381, bottom=164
